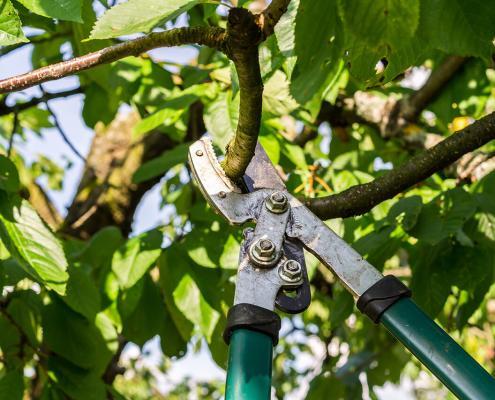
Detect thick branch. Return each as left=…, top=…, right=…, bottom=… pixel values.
left=0, top=27, right=226, bottom=94
left=307, top=112, right=495, bottom=219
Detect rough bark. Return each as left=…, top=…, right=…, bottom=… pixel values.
left=61, top=112, right=174, bottom=239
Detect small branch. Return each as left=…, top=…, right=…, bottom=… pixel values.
left=0, top=30, right=72, bottom=58
left=0, top=27, right=226, bottom=94
left=401, top=56, right=467, bottom=122
left=7, top=111, right=19, bottom=157
left=255, top=0, right=291, bottom=38
left=307, top=111, right=495, bottom=219
left=385, top=56, right=467, bottom=137
left=41, top=86, right=85, bottom=162
left=0, top=87, right=83, bottom=117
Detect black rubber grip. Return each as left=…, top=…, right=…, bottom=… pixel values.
left=223, top=303, right=281, bottom=346
left=357, top=275, right=412, bottom=323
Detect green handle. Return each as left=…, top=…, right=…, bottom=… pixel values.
left=225, top=329, right=273, bottom=400
left=381, top=298, right=495, bottom=400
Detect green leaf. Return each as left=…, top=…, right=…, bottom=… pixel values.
left=47, top=356, right=106, bottom=400
left=18, top=106, right=54, bottom=132
left=291, top=0, right=343, bottom=103
left=132, top=143, right=189, bottom=184
left=421, top=0, right=495, bottom=59
left=0, top=369, right=23, bottom=400
left=75, top=226, right=123, bottom=270
left=15, top=0, right=82, bottom=22
left=121, top=276, right=164, bottom=346
left=0, top=155, right=20, bottom=193
left=204, top=90, right=240, bottom=150
left=172, top=273, right=220, bottom=341
left=0, top=314, right=21, bottom=365
left=0, top=195, right=69, bottom=295
left=42, top=297, right=112, bottom=372
left=338, top=0, right=422, bottom=84
left=263, top=70, right=299, bottom=116
left=339, top=0, right=420, bottom=50
left=133, top=94, right=198, bottom=137
left=410, top=241, right=456, bottom=317
left=7, top=290, right=42, bottom=347
left=387, top=196, right=423, bottom=231
left=410, top=188, right=476, bottom=244
left=88, top=0, right=203, bottom=40
left=63, top=267, right=101, bottom=320
left=0, top=0, right=28, bottom=46
left=82, top=84, right=118, bottom=127
left=111, top=229, right=163, bottom=289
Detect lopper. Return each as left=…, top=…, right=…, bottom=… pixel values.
left=188, top=137, right=495, bottom=400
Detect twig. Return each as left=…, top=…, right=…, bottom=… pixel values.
left=307, top=111, right=495, bottom=219
left=0, top=30, right=72, bottom=58
left=40, top=86, right=85, bottom=162
left=401, top=56, right=467, bottom=123
left=7, top=111, right=19, bottom=157
left=0, top=87, right=83, bottom=117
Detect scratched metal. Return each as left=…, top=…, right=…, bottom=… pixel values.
left=234, top=230, right=290, bottom=310
left=286, top=195, right=383, bottom=298
left=247, top=194, right=290, bottom=267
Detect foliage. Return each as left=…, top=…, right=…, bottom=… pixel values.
left=0, top=0, right=495, bottom=399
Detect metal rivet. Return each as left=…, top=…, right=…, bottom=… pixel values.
left=196, top=150, right=203, bottom=156
left=219, top=191, right=226, bottom=198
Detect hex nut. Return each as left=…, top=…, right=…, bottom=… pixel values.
left=249, top=238, right=277, bottom=266
left=265, top=191, right=289, bottom=214
left=279, top=260, right=302, bottom=282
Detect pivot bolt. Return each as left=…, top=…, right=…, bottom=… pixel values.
left=249, top=238, right=277, bottom=267
left=265, top=191, right=288, bottom=214
left=279, top=260, right=302, bottom=282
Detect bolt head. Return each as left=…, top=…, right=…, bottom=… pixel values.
left=195, top=149, right=203, bottom=157
left=265, top=191, right=288, bottom=214
left=280, top=260, right=302, bottom=281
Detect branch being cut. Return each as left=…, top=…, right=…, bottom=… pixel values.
left=0, top=27, right=226, bottom=94
left=221, top=8, right=264, bottom=180
left=307, top=111, right=495, bottom=219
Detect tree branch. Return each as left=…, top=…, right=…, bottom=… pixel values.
left=0, top=27, right=226, bottom=94
left=0, top=87, right=83, bottom=116
left=400, top=56, right=467, bottom=123
left=307, top=112, right=495, bottom=219
left=255, top=0, right=291, bottom=38
left=40, top=85, right=85, bottom=161
left=0, top=30, right=72, bottom=58
left=221, top=8, right=264, bottom=180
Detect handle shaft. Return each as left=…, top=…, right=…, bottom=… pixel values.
left=381, top=298, right=495, bottom=400
left=225, top=329, right=273, bottom=400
